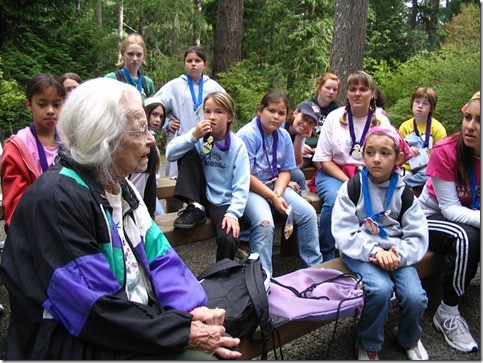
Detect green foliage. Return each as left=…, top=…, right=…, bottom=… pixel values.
left=0, top=57, right=29, bottom=138
left=374, top=3, right=480, bottom=135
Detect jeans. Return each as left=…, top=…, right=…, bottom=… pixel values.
left=314, top=169, right=343, bottom=261
left=290, top=168, right=307, bottom=191
left=244, top=187, right=322, bottom=275
left=343, top=255, right=428, bottom=351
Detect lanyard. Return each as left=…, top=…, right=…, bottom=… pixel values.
left=122, top=67, right=143, bottom=93
left=469, top=159, right=480, bottom=210
left=348, top=109, right=373, bottom=158
left=413, top=116, right=432, bottom=148
left=361, top=168, right=398, bottom=238
left=203, top=132, right=231, bottom=153
left=256, top=117, right=279, bottom=179
left=29, top=124, right=57, bottom=173
left=187, top=74, right=204, bottom=111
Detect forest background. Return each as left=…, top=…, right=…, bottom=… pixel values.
left=0, top=0, right=480, bottom=146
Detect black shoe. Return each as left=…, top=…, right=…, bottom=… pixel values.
left=173, top=204, right=206, bottom=229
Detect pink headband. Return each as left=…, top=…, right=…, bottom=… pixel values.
left=364, top=125, right=413, bottom=164
left=461, top=91, right=480, bottom=113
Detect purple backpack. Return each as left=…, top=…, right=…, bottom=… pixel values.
left=268, top=267, right=364, bottom=328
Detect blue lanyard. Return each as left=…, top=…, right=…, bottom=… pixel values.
left=122, top=67, right=143, bottom=93
left=469, top=159, right=480, bottom=210
left=256, top=117, right=279, bottom=179
left=361, top=168, right=398, bottom=238
left=413, top=116, right=432, bottom=148
left=29, top=124, right=58, bottom=173
left=187, top=74, right=204, bottom=111
left=348, top=109, right=373, bottom=155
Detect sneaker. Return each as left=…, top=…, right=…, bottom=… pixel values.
left=173, top=204, right=206, bottom=229
left=433, top=312, right=479, bottom=352
left=355, top=344, right=379, bottom=360
left=406, top=340, right=429, bottom=360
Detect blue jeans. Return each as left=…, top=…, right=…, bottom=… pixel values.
left=314, top=170, right=343, bottom=261
left=343, top=255, right=428, bottom=351
left=244, top=187, right=322, bottom=275
left=290, top=168, right=307, bottom=191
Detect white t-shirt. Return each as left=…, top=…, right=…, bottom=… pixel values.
left=312, top=107, right=390, bottom=166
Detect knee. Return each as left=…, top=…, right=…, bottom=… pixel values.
left=399, top=288, right=428, bottom=310
left=366, top=283, right=393, bottom=303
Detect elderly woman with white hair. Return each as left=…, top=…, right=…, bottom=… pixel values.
left=0, top=78, right=241, bottom=360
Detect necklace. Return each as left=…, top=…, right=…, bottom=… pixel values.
left=348, top=109, right=373, bottom=160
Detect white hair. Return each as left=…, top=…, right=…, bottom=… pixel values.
left=58, top=77, right=142, bottom=185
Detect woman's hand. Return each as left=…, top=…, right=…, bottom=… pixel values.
left=190, top=306, right=225, bottom=326
left=222, top=216, right=240, bottom=238
left=288, top=181, right=301, bottom=193
left=188, top=320, right=241, bottom=359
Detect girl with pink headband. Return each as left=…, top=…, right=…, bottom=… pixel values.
left=333, top=124, right=429, bottom=360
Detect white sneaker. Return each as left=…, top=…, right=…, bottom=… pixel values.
left=406, top=340, right=429, bottom=360
left=355, top=344, right=379, bottom=360
left=433, top=312, right=479, bottom=352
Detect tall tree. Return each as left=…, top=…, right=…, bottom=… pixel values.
left=212, top=0, right=244, bottom=79
left=193, top=0, right=202, bottom=46
left=329, top=0, right=369, bottom=102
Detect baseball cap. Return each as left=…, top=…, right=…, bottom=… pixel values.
left=295, top=100, right=321, bottom=124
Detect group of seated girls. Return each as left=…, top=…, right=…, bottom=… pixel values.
left=165, top=71, right=479, bottom=360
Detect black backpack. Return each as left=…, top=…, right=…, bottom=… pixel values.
left=198, top=257, right=272, bottom=359
left=114, top=69, right=150, bottom=97
left=347, top=172, right=414, bottom=223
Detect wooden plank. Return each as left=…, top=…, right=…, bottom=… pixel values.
left=156, top=177, right=176, bottom=200
left=155, top=212, right=216, bottom=247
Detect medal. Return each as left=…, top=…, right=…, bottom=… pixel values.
left=363, top=217, right=380, bottom=235
left=351, top=144, right=363, bottom=160
left=202, top=135, right=214, bottom=154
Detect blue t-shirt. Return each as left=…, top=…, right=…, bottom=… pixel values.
left=237, top=117, right=297, bottom=183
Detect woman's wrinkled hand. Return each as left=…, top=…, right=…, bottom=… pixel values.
left=188, top=320, right=241, bottom=359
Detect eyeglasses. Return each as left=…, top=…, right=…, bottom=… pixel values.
left=125, top=123, right=150, bottom=139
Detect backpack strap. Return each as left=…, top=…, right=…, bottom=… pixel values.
left=399, top=184, right=415, bottom=223
left=348, top=171, right=415, bottom=223
left=114, top=69, right=150, bottom=97
left=245, top=259, right=271, bottom=360
left=197, top=258, right=244, bottom=281
left=114, top=69, right=126, bottom=83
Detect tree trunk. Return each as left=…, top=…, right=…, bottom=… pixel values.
left=428, top=0, right=440, bottom=45
left=76, top=0, right=81, bottom=13
left=329, top=0, right=369, bottom=103
left=410, top=0, right=418, bottom=29
left=118, top=0, right=124, bottom=64
left=192, top=0, right=202, bottom=46
left=212, top=0, right=244, bottom=79
left=172, top=15, right=179, bottom=55
left=96, top=0, right=102, bottom=28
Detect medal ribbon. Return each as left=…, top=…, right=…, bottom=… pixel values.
left=29, top=124, right=58, bottom=173
left=122, top=67, right=143, bottom=93
left=348, top=109, right=373, bottom=156
left=361, top=168, right=398, bottom=238
left=413, top=116, right=432, bottom=148
left=256, top=117, right=279, bottom=179
left=187, top=74, right=204, bottom=111
left=203, top=132, right=231, bottom=153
